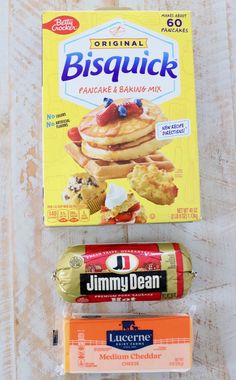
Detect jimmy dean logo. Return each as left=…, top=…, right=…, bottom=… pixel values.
left=90, top=38, right=148, bottom=49
left=107, top=320, right=153, bottom=350
left=61, top=50, right=178, bottom=83
left=106, top=253, right=139, bottom=274
left=80, top=271, right=167, bottom=294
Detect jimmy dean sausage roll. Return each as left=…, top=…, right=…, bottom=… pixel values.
left=53, top=243, right=195, bottom=303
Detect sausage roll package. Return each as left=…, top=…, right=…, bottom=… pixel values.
left=53, top=243, right=195, bottom=303
left=59, top=314, right=193, bottom=373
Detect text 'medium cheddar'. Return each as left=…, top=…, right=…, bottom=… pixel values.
left=63, top=315, right=192, bottom=373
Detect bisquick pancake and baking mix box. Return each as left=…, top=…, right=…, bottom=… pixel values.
left=42, top=11, right=200, bottom=226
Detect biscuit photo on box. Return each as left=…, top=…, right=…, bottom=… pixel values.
left=128, top=164, right=178, bottom=205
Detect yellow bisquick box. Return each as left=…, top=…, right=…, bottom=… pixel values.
left=42, top=10, right=200, bottom=226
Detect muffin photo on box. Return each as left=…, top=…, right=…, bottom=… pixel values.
left=62, top=173, right=107, bottom=214
left=128, top=164, right=178, bottom=205
left=101, top=184, right=147, bottom=224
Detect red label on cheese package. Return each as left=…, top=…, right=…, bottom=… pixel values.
left=43, top=16, right=79, bottom=35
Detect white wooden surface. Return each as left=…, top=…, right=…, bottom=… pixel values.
left=0, top=1, right=236, bottom=379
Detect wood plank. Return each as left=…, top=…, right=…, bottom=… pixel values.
left=226, top=0, right=236, bottom=126
left=0, top=1, right=16, bottom=379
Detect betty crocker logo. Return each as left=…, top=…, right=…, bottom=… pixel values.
left=43, top=16, right=79, bottom=35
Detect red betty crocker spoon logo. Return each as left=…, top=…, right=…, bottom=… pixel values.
left=43, top=15, right=79, bottom=35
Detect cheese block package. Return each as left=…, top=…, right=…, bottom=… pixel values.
left=53, top=243, right=195, bottom=303
left=63, top=315, right=192, bottom=373
left=42, top=10, right=200, bottom=226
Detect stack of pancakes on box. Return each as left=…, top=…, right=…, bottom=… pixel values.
left=79, top=98, right=169, bottom=162
left=65, top=98, right=173, bottom=179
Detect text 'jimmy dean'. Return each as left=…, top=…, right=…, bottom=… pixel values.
left=80, top=271, right=167, bottom=294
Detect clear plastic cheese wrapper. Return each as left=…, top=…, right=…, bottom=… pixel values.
left=53, top=242, right=196, bottom=303
left=52, top=313, right=193, bottom=374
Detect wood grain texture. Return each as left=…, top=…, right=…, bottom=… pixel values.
left=226, top=0, right=236, bottom=126
left=0, top=0, right=236, bottom=379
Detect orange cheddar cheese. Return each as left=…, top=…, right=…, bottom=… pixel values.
left=63, top=315, right=192, bottom=373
